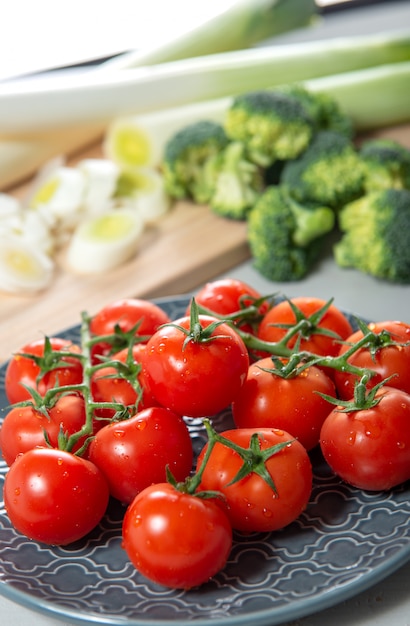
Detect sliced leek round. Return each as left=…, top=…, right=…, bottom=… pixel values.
left=0, top=235, right=54, bottom=294
left=103, top=99, right=228, bottom=169
left=26, top=210, right=55, bottom=254
left=104, top=117, right=157, bottom=169
left=28, top=164, right=86, bottom=229
left=115, top=167, right=170, bottom=223
left=77, top=158, right=120, bottom=214
left=65, top=208, right=144, bottom=274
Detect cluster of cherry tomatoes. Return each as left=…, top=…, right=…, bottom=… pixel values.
left=1, top=278, right=410, bottom=590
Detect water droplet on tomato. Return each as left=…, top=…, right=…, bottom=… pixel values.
left=14, top=487, right=20, bottom=496
left=135, top=420, right=146, bottom=431
left=364, top=423, right=381, bottom=439
left=347, top=431, right=356, bottom=445
left=243, top=498, right=255, bottom=510
left=397, top=441, right=406, bottom=450
left=57, top=457, right=64, bottom=465
left=114, top=429, right=125, bottom=438
left=262, top=508, right=273, bottom=519
left=272, top=429, right=285, bottom=437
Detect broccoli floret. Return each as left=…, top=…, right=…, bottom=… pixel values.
left=277, top=84, right=354, bottom=138
left=281, top=130, right=365, bottom=210
left=224, top=90, right=314, bottom=167
left=247, top=186, right=335, bottom=281
left=209, top=142, right=264, bottom=220
left=334, top=188, right=410, bottom=283
left=162, top=120, right=229, bottom=203
left=359, top=138, right=410, bottom=192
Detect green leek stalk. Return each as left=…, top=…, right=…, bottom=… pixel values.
left=305, top=61, right=410, bottom=131
left=104, top=60, right=410, bottom=170
left=2, top=28, right=410, bottom=189
left=1, top=30, right=410, bottom=137
left=103, top=0, right=318, bottom=70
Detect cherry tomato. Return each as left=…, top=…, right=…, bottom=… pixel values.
left=188, top=278, right=270, bottom=334
left=0, top=394, right=90, bottom=466
left=91, top=344, right=158, bottom=421
left=122, top=482, right=232, bottom=589
left=320, top=386, right=410, bottom=491
left=197, top=428, right=312, bottom=532
left=4, top=448, right=109, bottom=545
left=90, top=298, right=171, bottom=362
left=232, top=357, right=336, bottom=451
left=88, top=406, right=193, bottom=504
left=143, top=315, right=249, bottom=417
left=5, top=337, right=83, bottom=404
left=257, top=297, right=353, bottom=358
left=334, top=321, right=410, bottom=400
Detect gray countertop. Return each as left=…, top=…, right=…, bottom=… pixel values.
left=1, top=1, right=410, bottom=625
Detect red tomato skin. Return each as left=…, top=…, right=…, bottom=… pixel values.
left=258, top=297, right=353, bottom=357
left=0, top=395, right=89, bottom=466
left=90, top=298, right=171, bottom=362
left=334, top=321, right=410, bottom=400
left=188, top=278, right=270, bottom=334
left=232, top=358, right=336, bottom=451
left=143, top=315, right=249, bottom=418
left=91, top=344, right=159, bottom=421
left=320, top=387, right=410, bottom=491
left=122, top=482, right=232, bottom=589
left=88, top=406, right=193, bottom=504
left=4, top=448, right=109, bottom=545
left=5, top=338, right=83, bottom=404
left=197, top=428, right=312, bottom=533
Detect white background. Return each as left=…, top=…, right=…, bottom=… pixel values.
left=0, top=1, right=237, bottom=81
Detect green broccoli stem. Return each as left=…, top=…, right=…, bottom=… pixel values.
left=289, top=200, right=335, bottom=247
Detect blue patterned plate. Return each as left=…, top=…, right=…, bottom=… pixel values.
left=1, top=295, right=410, bottom=626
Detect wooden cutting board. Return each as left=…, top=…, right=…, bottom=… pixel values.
left=0, top=124, right=409, bottom=363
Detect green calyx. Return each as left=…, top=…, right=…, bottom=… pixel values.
left=319, top=373, right=397, bottom=413
left=163, top=298, right=234, bottom=350
left=166, top=418, right=293, bottom=500
left=16, top=335, right=84, bottom=388
left=85, top=313, right=151, bottom=356
left=274, top=297, right=341, bottom=342
left=348, top=317, right=410, bottom=357
left=216, top=429, right=292, bottom=495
